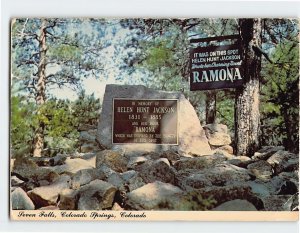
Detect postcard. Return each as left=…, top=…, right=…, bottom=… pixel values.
left=10, top=18, right=299, bottom=221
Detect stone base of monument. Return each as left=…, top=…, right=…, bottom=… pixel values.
left=97, top=85, right=212, bottom=157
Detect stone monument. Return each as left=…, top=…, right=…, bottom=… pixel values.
left=97, top=84, right=211, bottom=156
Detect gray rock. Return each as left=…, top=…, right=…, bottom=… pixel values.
left=276, top=172, right=299, bottom=195
left=96, top=150, right=128, bottom=173
left=71, top=168, right=99, bottom=188
left=213, top=145, right=234, bottom=154
left=203, top=163, right=251, bottom=186
left=247, top=160, right=273, bottom=181
left=31, top=157, right=53, bottom=166
left=126, top=175, right=145, bottom=192
left=227, top=156, right=252, bottom=168
left=50, top=158, right=95, bottom=175
left=80, top=143, right=98, bottom=153
left=120, top=170, right=146, bottom=192
left=77, top=180, right=117, bottom=210
left=96, top=164, right=117, bottom=179
left=267, top=150, right=298, bottom=174
left=174, top=154, right=227, bottom=171
left=161, top=150, right=181, bottom=165
left=127, top=156, right=148, bottom=170
left=206, top=132, right=231, bottom=147
left=212, top=149, right=235, bottom=160
left=196, top=184, right=264, bottom=210
left=28, top=175, right=71, bottom=208
left=12, top=158, right=59, bottom=182
left=120, top=170, right=138, bottom=182
left=212, top=199, right=257, bottom=211
left=246, top=180, right=275, bottom=197
left=11, top=176, right=24, bottom=187
left=204, top=124, right=231, bottom=146
left=126, top=181, right=183, bottom=210
left=107, top=173, right=124, bottom=188
left=50, top=154, right=68, bottom=166
left=253, top=146, right=285, bottom=160
left=58, top=189, right=79, bottom=210
left=11, top=187, right=35, bottom=210
left=175, top=171, right=212, bottom=191
left=38, top=180, right=50, bottom=187
left=262, top=195, right=294, bottom=211
left=136, top=159, right=176, bottom=184
left=97, top=84, right=211, bottom=156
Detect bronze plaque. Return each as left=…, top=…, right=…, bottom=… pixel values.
left=112, top=99, right=178, bottom=144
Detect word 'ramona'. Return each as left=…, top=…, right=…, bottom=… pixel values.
left=192, top=67, right=242, bottom=83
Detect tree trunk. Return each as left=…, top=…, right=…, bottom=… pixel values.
left=234, top=18, right=262, bottom=157
left=205, top=91, right=217, bottom=124
left=33, top=19, right=47, bottom=157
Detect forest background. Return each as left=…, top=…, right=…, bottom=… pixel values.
left=11, top=18, right=299, bottom=158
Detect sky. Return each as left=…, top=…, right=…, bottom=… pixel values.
left=12, top=18, right=149, bottom=102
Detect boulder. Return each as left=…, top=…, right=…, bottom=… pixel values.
left=262, top=195, right=294, bottom=211
left=204, top=124, right=231, bottom=146
left=206, top=133, right=231, bottom=147
left=77, top=180, right=117, bottom=210
left=136, top=159, right=176, bottom=184
left=107, top=173, right=124, bottom=188
left=38, top=180, right=50, bottom=187
left=202, top=164, right=251, bottom=186
left=97, top=84, right=211, bottom=156
left=125, top=175, right=145, bottom=192
left=161, top=150, right=181, bottom=165
left=247, top=160, right=273, bottom=181
left=253, top=146, right=285, bottom=160
left=120, top=170, right=145, bottom=192
left=51, top=158, right=95, bottom=175
left=96, top=150, right=128, bottom=173
left=11, top=176, right=24, bottom=187
left=212, top=199, right=257, bottom=211
left=71, top=168, right=99, bottom=188
left=174, top=154, right=227, bottom=171
left=50, top=154, right=68, bottom=166
left=227, top=156, right=252, bottom=168
left=12, top=158, right=59, bottom=182
left=214, top=145, right=234, bottom=154
left=11, top=187, right=35, bottom=210
left=175, top=171, right=212, bottom=191
left=120, top=170, right=138, bottom=182
left=196, top=184, right=264, bottom=210
left=267, top=150, right=298, bottom=174
left=126, top=181, right=183, bottom=210
left=28, top=175, right=71, bottom=208
left=127, top=156, right=148, bottom=170
left=58, top=189, right=79, bottom=210
left=31, top=157, right=53, bottom=166
left=249, top=173, right=299, bottom=198
left=80, top=143, right=98, bottom=153
left=246, top=180, right=276, bottom=197
left=96, top=164, right=116, bottom=179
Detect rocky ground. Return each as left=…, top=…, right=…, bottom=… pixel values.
left=11, top=124, right=299, bottom=211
